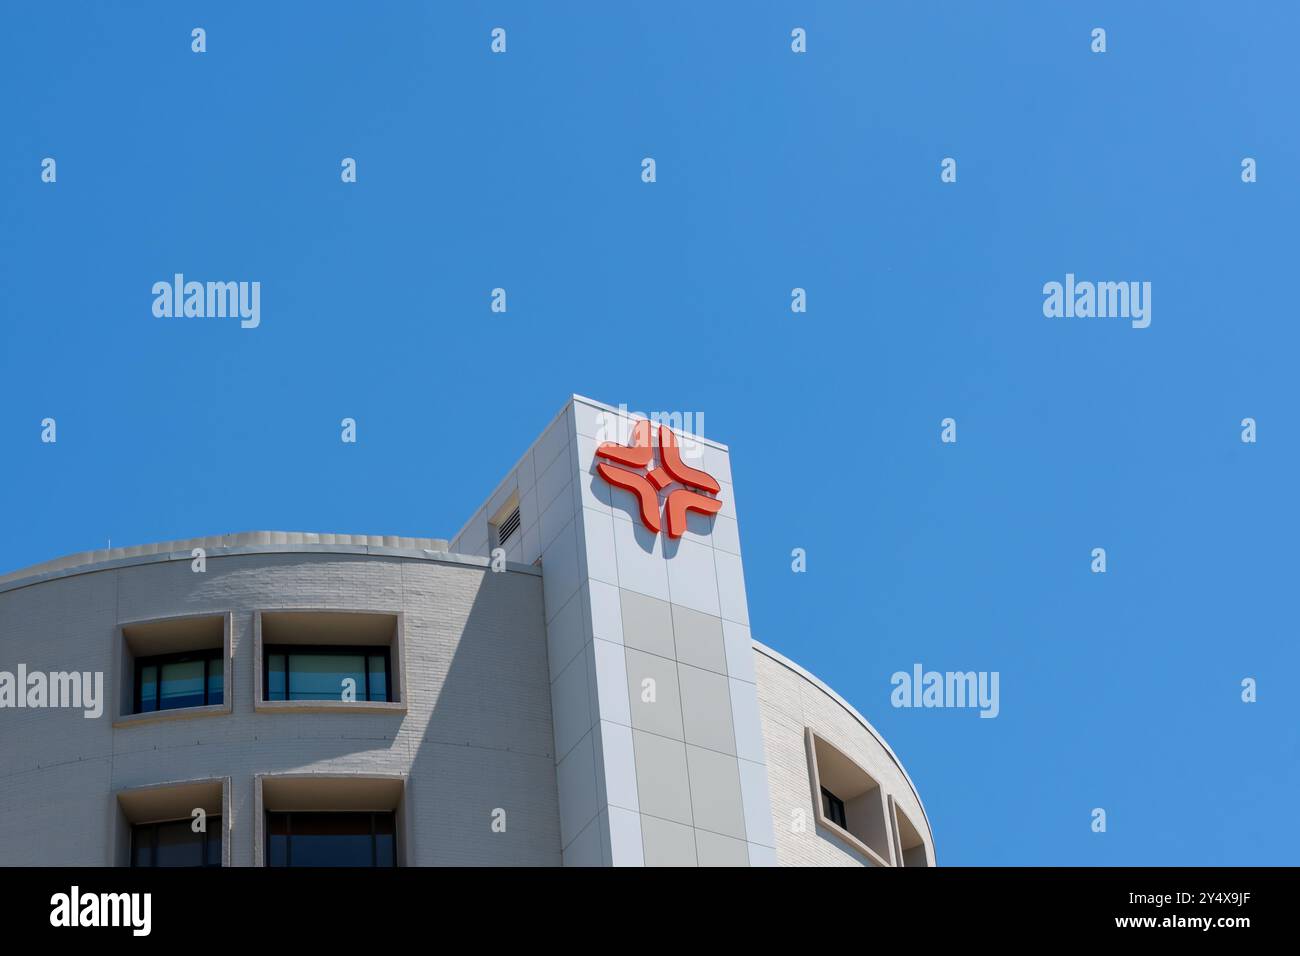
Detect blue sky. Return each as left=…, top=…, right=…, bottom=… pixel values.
left=2, top=2, right=1296, bottom=865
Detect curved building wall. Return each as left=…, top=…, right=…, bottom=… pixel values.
left=755, top=643, right=936, bottom=867
left=0, top=398, right=935, bottom=868
left=0, top=549, right=560, bottom=866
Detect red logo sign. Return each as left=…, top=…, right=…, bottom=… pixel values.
left=595, top=420, right=722, bottom=538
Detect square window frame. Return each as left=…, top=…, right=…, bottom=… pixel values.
left=253, top=609, right=407, bottom=715
left=253, top=772, right=407, bottom=867
left=888, top=793, right=932, bottom=868
left=114, top=776, right=230, bottom=867
left=113, top=612, right=233, bottom=728
left=134, top=647, right=226, bottom=714
left=263, top=644, right=393, bottom=704
left=804, top=727, right=894, bottom=867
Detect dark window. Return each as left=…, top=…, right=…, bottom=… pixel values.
left=265, top=811, right=396, bottom=867
left=131, top=817, right=221, bottom=867
left=821, top=787, right=847, bottom=829
left=264, top=646, right=391, bottom=703
left=134, top=650, right=223, bottom=714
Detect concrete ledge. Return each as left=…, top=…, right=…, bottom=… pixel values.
left=113, top=702, right=230, bottom=730
left=0, top=533, right=542, bottom=595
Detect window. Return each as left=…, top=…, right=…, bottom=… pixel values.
left=805, top=728, right=893, bottom=865
left=264, top=646, right=391, bottom=702
left=891, top=799, right=930, bottom=867
left=134, top=649, right=223, bottom=714
left=821, top=787, right=847, bottom=829
left=116, top=614, right=230, bottom=725
left=266, top=812, right=396, bottom=867
left=131, top=818, right=221, bottom=867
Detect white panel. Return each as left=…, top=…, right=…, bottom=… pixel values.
left=546, top=589, right=585, bottom=682
left=556, top=731, right=599, bottom=850
left=702, top=443, right=733, bottom=485
left=737, top=757, right=777, bottom=848
left=586, top=579, right=623, bottom=644
left=716, top=481, right=737, bottom=520
left=598, top=719, right=639, bottom=812
left=713, top=548, right=750, bottom=625
left=562, top=813, right=603, bottom=866
left=517, top=448, right=537, bottom=495
left=728, top=677, right=766, bottom=765
left=580, top=508, right=619, bottom=588
left=520, top=523, right=541, bottom=567
left=665, top=536, right=721, bottom=616
left=575, top=434, right=613, bottom=513
left=551, top=649, right=593, bottom=761
left=574, top=400, right=618, bottom=441
left=722, top=620, right=755, bottom=684
left=542, top=519, right=581, bottom=624
left=709, top=514, right=741, bottom=555
left=611, top=518, right=670, bottom=602
left=539, top=475, right=575, bottom=552
left=747, top=842, right=778, bottom=867
left=519, top=485, right=538, bottom=536
left=487, top=477, right=517, bottom=522
left=592, top=638, right=632, bottom=727
left=606, top=805, right=645, bottom=867
left=537, top=449, right=572, bottom=513
left=534, top=413, right=571, bottom=477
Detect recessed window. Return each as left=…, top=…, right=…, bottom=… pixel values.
left=131, top=818, right=222, bottom=868
left=892, top=801, right=929, bottom=867
left=116, top=614, right=231, bottom=725
left=266, top=811, right=396, bottom=867
left=806, top=728, right=892, bottom=866
left=255, top=610, right=404, bottom=712
left=135, top=650, right=223, bottom=714
left=264, top=646, right=391, bottom=703
left=821, top=787, right=847, bottom=829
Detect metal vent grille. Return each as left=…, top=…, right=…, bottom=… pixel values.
left=496, top=507, right=521, bottom=545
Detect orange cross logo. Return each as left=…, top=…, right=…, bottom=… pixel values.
left=595, top=420, right=722, bottom=538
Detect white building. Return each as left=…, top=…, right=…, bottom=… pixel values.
left=0, top=395, right=933, bottom=867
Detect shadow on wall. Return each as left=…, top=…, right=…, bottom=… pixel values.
left=408, top=562, right=561, bottom=865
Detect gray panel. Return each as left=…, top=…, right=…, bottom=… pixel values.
left=671, top=603, right=728, bottom=675
left=695, top=828, right=750, bottom=867
left=624, top=648, right=684, bottom=740
left=678, top=663, right=736, bottom=756
left=685, top=744, right=747, bottom=841
left=632, top=730, right=693, bottom=825
left=640, top=814, right=698, bottom=867
left=620, top=589, right=675, bottom=659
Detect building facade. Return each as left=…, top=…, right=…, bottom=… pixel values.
left=0, top=396, right=934, bottom=867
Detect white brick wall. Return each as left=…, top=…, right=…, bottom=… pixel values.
left=0, top=551, right=560, bottom=866
left=754, top=647, right=936, bottom=867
